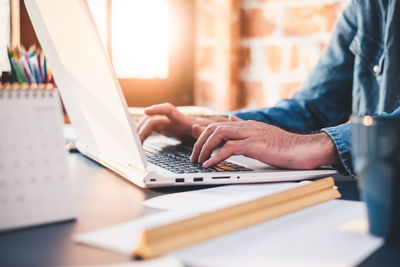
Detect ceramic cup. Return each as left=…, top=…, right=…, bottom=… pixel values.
left=351, top=115, right=400, bottom=240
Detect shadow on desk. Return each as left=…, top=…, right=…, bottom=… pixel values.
left=0, top=221, right=76, bottom=266
left=360, top=241, right=400, bottom=267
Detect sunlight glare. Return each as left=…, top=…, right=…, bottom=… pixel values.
left=112, top=0, right=170, bottom=79
left=87, top=0, right=107, bottom=47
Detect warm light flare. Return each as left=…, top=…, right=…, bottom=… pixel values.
left=363, top=115, right=374, bottom=126
left=112, top=0, right=170, bottom=79
left=87, top=0, right=107, bottom=47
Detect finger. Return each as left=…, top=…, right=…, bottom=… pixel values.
left=229, top=114, right=244, bottom=122
left=138, top=117, right=170, bottom=143
left=197, top=126, right=246, bottom=164
left=191, top=124, right=205, bottom=139
left=137, top=115, right=151, bottom=133
left=190, top=123, right=220, bottom=162
left=137, top=115, right=165, bottom=134
left=145, top=103, right=187, bottom=122
left=202, top=140, right=245, bottom=168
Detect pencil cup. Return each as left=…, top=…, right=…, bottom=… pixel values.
left=351, top=115, right=400, bottom=241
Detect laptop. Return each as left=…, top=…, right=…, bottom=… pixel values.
left=25, top=0, right=336, bottom=188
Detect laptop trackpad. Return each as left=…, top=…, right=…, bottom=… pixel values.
left=227, top=155, right=276, bottom=171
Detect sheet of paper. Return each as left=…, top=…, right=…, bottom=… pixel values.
left=143, top=182, right=310, bottom=213
left=74, top=211, right=196, bottom=255
left=75, top=200, right=382, bottom=267
left=64, top=256, right=183, bottom=267
left=172, top=200, right=382, bottom=267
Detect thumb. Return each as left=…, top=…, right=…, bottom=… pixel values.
left=192, top=124, right=205, bottom=139
left=229, top=114, right=243, bottom=122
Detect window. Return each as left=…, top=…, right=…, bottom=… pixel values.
left=87, top=0, right=171, bottom=79
left=86, top=0, right=194, bottom=107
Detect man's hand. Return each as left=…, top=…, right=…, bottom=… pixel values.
left=137, top=103, right=228, bottom=143
left=190, top=115, right=340, bottom=169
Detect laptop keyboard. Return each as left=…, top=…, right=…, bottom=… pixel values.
left=144, top=143, right=253, bottom=174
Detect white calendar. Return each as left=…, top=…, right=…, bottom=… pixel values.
left=0, top=85, right=76, bottom=231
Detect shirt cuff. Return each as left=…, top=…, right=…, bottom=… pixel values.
left=321, top=123, right=353, bottom=176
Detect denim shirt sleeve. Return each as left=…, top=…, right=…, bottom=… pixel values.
left=321, top=124, right=352, bottom=175
left=322, top=106, right=400, bottom=176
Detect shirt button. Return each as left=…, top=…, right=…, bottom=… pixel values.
left=373, top=65, right=380, bottom=73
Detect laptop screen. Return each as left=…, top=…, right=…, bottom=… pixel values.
left=25, top=0, right=147, bottom=170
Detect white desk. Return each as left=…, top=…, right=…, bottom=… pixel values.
left=0, top=152, right=396, bottom=266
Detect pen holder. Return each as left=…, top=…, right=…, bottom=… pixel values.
left=351, top=115, right=400, bottom=241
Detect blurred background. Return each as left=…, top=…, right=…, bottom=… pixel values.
left=0, top=0, right=348, bottom=113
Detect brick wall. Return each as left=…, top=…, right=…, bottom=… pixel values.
left=194, top=0, right=240, bottom=112
left=195, top=0, right=348, bottom=113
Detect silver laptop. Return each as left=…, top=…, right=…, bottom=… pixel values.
left=25, top=0, right=336, bottom=188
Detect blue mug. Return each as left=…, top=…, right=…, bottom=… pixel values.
left=351, top=115, right=400, bottom=240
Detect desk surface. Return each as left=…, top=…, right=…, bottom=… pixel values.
left=0, top=152, right=399, bottom=267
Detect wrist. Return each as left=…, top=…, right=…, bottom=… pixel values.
left=289, top=132, right=340, bottom=169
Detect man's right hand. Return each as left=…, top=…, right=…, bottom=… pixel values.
left=137, top=103, right=227, bottom=143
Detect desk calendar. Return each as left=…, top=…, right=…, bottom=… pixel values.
left=0, top=84, right=76, bottom=231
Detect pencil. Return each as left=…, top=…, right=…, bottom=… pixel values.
left=35, top=51, right=44, bottom=83
left=11, top=57, right=25, bottom=84
left=133, top=177, right=341, bottom=259
left=7, top=47, right=17, bottom=83
left=43, top=56, right=48, bottom=84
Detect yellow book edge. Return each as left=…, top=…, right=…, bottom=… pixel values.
left=133, top=177, right=341, bottom=259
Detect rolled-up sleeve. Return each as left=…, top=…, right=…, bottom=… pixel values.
left=322, top=106, right=400, bottom=176
left=322, top=123, right=352, bottom=175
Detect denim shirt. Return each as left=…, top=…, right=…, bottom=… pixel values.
left=233, top=0, right=400, bottom=175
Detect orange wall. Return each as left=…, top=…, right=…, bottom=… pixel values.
left=195, top=0, right=347, bottom=112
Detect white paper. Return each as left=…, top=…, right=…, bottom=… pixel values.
left=61, top=256, right=183, bottom=267
left=74, top=211, right=197, bottom=255
left=172, top=200, right=383, bottom=267
left=143, top=182, right=310, bottom=213
left=63, top=124, right=77, bottom=141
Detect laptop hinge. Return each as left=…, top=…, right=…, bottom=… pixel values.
left=75, top=140, right=148, bottom=187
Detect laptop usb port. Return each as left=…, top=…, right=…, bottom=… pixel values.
left=175, top=178, right=185, bottom=183
left=193, top=177, right=203, bottom=182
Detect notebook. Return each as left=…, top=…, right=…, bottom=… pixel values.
left=0, top=84, right=76, bottom=231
